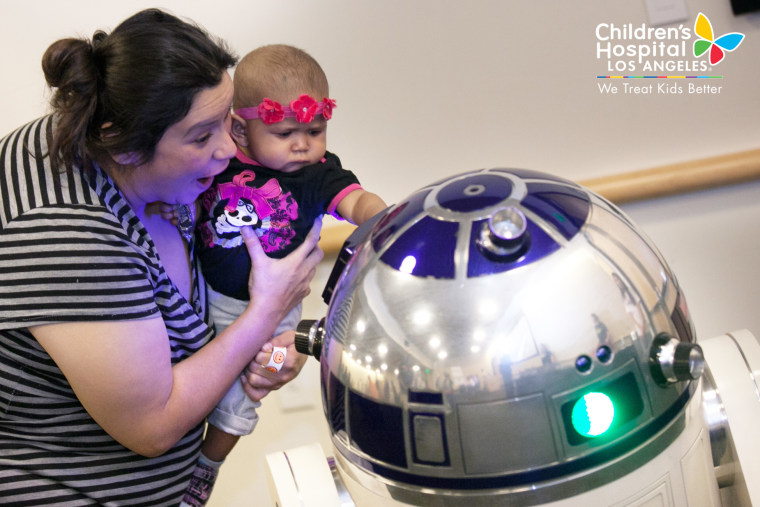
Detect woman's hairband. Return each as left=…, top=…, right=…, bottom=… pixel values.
left=235, top=94, right=336, bottom=125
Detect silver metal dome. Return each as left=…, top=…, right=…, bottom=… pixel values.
left=300, top=168, right=703, bottom=505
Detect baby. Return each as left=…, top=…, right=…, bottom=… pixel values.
left=183, top=44, right=387, bottom=506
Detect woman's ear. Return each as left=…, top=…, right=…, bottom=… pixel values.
left=100, top=122, right=141, bottom=167
left=231, top=114, right=249, bottom=147
left=112, top=152, right=141, bottom=166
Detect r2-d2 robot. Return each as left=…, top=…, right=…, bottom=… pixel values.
left=267, top=168, right=760, bottom=506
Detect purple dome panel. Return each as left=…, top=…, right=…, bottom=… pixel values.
left=521, top=183, right=590, bottom=240
left=467, top=219, right=561, bottom=277
left=379, top=216, right=458, bottom=279
left=503, top=168, right=577, bottom=186
left=371, top=189, right=430, bottom=252
left=436, top=174, right=513, bottom=212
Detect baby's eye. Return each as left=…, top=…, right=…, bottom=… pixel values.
left=309, top=129, right=324, bottom=136
left=276, top=131, right=292, bottom=139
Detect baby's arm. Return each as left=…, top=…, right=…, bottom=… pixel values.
left=336, top=189, right=388, bottom=226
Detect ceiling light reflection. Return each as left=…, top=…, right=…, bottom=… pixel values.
left=400, top=255, right=417, bottom=274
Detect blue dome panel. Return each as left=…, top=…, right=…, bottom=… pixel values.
left=437, top=174, right=513, bottom=212
left=504, top=168, right=577, bottom=186
left=522, top=183, right=590, bottom=240
left=380, top=216, right=458, bottom=279
left=467, top=219, right=561, bottom=277
left=371, top=188, right=430, bottom=253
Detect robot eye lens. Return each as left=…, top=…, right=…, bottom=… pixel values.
left=575, top=355, right=593, bottom=373
left=596, top=346, right=613, bottom=363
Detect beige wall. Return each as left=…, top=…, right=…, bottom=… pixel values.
left=2, top=1, right=758, bottom=504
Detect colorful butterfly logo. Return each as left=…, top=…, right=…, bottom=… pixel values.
left=693, top=12, right=745, bottom=65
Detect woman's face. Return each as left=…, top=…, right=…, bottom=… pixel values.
left=126, top=72, right=236, bottom=207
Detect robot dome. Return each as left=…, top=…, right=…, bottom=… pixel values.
left=296, top=168, right=710, bottom=506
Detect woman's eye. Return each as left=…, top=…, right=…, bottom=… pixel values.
left=195, top=133, right=211, bottom=144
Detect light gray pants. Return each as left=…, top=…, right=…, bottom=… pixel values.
left=206, top=286, right=302, bottom=436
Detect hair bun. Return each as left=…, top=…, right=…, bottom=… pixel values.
left=92, top=30, right=108, bottom=48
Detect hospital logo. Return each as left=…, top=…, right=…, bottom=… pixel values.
left=595, top=12, right=746, bottom=96
left=693, top=12, right=745, bottom=65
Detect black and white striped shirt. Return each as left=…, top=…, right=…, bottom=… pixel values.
left=0, top=116, right=214, bottom=505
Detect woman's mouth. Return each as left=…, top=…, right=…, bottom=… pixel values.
left=198, top=162, right=230, bottom=188
left=197, top=176, right=215, bottom=189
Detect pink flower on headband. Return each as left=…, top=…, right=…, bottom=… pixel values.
left=322, top=98, right=336, bottom=120
left=290, top=94, right=319, bottom=123
left=257, top=98, right=284, bottom=125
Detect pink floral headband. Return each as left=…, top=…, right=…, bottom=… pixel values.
left=235, top=94, right=336, bottom=125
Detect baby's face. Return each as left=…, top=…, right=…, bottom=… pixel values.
left=246, top=116, right=327, bottom=173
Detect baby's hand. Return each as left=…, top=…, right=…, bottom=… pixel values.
left=243, top=329, right=308, bottom=390
left=159, top=201, right=201, bottom=228
left=158, top=203, right=179, bottom=226
left=242, top=330, right=307, bottom=401
left=257, top=335, right=289, bottom=372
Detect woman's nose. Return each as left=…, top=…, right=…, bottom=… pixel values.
left=216, top=130, right=238, bottom=160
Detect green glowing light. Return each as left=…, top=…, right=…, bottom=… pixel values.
left=571, top=392, right=615, bottom=437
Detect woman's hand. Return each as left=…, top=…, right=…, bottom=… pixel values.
left=240, top=216, right=324, bottom=327
left=236, top=217, right=323, bottom=402
left=240, top=330, right=309, bottom=401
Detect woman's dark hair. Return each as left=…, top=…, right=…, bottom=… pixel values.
left=42, top=8, right=238, bottom=172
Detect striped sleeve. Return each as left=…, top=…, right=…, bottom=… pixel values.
left=0, top=120, right=157, bottom=328
left=0, top=205, right=160, bottom=328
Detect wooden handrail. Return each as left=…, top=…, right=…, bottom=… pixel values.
left=582, top=147, right=760, bottom=204
left=318, top=147, right=760, bottom=255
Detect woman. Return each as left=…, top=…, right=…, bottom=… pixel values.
left=0, top=8, right=322, bottom=505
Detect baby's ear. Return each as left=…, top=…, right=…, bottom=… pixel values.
left=231, top=114, right=249, bottom=146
